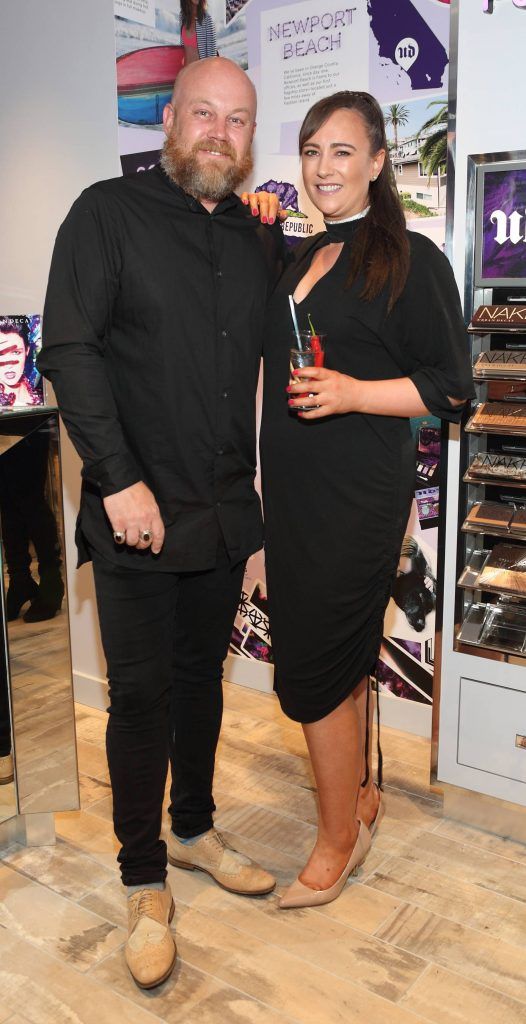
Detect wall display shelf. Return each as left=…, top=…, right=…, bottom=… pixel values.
left=473, top=351, right=526, bottom=381
left=436, top=2, right=526, bottom=834
left=453, top=150, right=526, bottom=669
left=461, top=500, right=526, bottom=539
left=457, top=543, right=526, bottom=598
left=457, top=548, right=491, bottom=589
left=457, top=601, right=526, bottom=657
left=456, top=297, right=526, bottom=658
left=458, top=324, right=526, bottom=656
left=466, top=402, right=526, bottom=436
left=463, top=452, right=526, bottom=487
left=468, top=305, right=526, bottom=333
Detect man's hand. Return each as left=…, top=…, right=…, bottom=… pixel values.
left=240, top=190, right=288, bottom=224
left=103, top=481, right=165, bottom=553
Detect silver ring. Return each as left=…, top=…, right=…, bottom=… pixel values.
left=113, top=530, right=126, bottom=545
left=140, top=530, right=152, bottom=544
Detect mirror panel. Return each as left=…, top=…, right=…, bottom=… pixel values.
left=0, top=410, right=79, bottom=817
left=0, top=590, right=15, bottom=824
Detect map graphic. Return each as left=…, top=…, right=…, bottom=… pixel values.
left=368, top=0, right=448, bottom=95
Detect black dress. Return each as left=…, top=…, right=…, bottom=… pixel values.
left=260, top=222, right=473, bottom=724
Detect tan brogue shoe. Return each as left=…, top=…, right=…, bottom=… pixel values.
left=167, top=828, right=276, bottom=896
left=0, top=753, right=14, bottom=785
left=125, top=883, right=176, bottom=989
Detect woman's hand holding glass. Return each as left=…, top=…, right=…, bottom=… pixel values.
left=287, top=367, right=360, bottom=418
left=287, top=369, right=431, bottom=420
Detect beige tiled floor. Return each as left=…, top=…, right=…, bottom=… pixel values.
left=1, top=681, right=526, bottom=1023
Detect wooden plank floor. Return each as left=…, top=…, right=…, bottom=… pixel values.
left=1, top=680, right=526, bottom=1023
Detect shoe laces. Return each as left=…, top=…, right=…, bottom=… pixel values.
left=205, top=829, right=228, bottom=852
left=205, top=829, right=251, bottom=866
left=129, top=889, right=156, bottom=921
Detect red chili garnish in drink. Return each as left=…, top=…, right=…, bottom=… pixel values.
left=310, top=335, right=323, bottom=365
left=307, top=314, right=323, bottom=365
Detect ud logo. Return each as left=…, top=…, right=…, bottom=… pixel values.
left=490, top=209, right=526, bottom=245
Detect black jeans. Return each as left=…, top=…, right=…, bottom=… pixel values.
left=92, top=543, right=245, bottom=886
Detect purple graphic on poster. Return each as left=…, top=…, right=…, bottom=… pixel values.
left=369, top=0, right=448, bottom=97
left=392, top=638, right=422, bottom=660
left=481, top=168, right=526, bottom=281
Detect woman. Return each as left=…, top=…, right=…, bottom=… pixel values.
left=179, top=0, right=216, bottom=64
left=260, top=91, right=473, bottom=909
left=0, top=316, right=41, bottom=406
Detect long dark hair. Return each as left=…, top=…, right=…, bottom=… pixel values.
left=299, top=91, right=410, bottom=310
left=181, top=0, right=206, bottom=28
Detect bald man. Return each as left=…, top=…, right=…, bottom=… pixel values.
left=41, top=58, right=284, bottom=990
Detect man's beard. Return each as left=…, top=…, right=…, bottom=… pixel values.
left=161, top=134, right=253, bottom=202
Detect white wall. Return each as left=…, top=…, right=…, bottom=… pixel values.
left=0, top=0, right=121, bottom=701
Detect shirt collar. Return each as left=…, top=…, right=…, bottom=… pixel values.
left=156, top=165, right=241, bottom=217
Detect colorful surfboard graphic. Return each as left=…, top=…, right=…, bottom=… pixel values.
left=117, top=45, right=185, bottom=125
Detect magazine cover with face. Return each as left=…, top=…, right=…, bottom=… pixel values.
left=0, top=316, right=44, bottom=408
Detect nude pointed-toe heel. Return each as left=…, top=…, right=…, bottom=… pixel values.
left=369, top=786, right=386, bottom=840
left=279, top=821, right=372, bottom=910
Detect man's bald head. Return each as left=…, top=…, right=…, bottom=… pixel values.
left=161, top=57, right=256, bottom=208
left=171, top=57, right=257, bottom=122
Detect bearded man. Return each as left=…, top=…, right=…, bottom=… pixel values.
left=40, top=57, right=283, bottom=991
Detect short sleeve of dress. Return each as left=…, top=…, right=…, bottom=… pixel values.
left=382, top=233, right=475, bottom=423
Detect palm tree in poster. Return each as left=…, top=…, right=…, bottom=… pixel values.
left=384, top=103, right=409, bottom=153
left=418, top=101, right=448, bottom=178
left=418, top=101, right=448, bottom=209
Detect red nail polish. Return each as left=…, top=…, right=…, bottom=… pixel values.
left=288, top=399, right=295, bottom=406
left=269, top=217, right=275, bottom=225
left=261, top=215, right=267, bottom=224
left=286, top=386, right=292, bottom=393
left=252, top=208, right=258, bottom=216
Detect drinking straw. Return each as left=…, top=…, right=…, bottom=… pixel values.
left=288, top=295, right=302, bottom=349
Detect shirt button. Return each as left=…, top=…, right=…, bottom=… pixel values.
left=216, top=501, right=221, bottom=508
left=217, top=270, right=222, bottom=278
left=221, top=329, right=228, bottom=338
left=221, top=390, right=229, bottom=399
left=216, top=447, right=224, bottom=455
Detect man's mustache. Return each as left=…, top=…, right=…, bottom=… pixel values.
left=194, top=143, right=236, bottom=160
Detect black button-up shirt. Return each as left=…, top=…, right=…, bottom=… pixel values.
left=40, top=166, right=284, bottom=571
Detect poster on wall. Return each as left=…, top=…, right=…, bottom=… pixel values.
left=0, top=315, right=44, bottom=408
left=114, top=1, right=184, bottom=169
left=111, top=1, right=451, bottom=714
left=475, top=157, right=526, bottom=287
